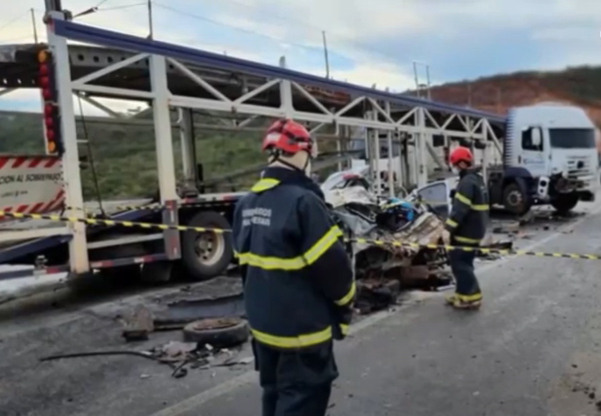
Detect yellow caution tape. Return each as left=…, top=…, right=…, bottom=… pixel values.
left=350, top=237, right=601, bottom=260
left=0, top=210, right=228, bottom=234
left=2, top=210, right=598, bottom=260
left=65, top=201, right=228, bottom=217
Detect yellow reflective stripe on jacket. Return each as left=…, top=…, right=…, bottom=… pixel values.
left=339, top=324, right=349, bottom=335
left=251, top=326, right=332, bottom=348
left=237, top=252, right=306, bottom=270
left=454, top=235, right=481, bottom=244
left=251, top=178, right=280, bottom=193
left=455, top=192, right=471, bottom=206
left=304, top=225, right=343, bottom=265
left=454, top=192, right=489, bottom=211
left=237, top=225, right=343, bottom=271
left=335, top=281, right=356, bottom=306
left=445, top=218, right=458, bottom=228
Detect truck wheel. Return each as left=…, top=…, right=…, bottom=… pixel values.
left=502, top=182, right=531, bottom=216
left=551, top=193, right=579, bottom=215
left=180, top=211, right=233, bottom=281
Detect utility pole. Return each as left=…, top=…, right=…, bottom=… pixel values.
left=496, top=87, right=502, bottom=114
left=30, top=8, right=39, bottom=43
left=45, top=0, right=62, bottom=12
left=322, top=30, right=330, bottom=78
left=425, top=65, right=431, bottom=100
left=147, top=0, right=154, bottom=39
left=412, top=61, right=431, bottom=99
left=412, top=61, right=419, bottom=95
left=467, top=83, right=472, bottom=107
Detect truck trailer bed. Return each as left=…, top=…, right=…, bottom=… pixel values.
left=0, top=199, right=155, bottom=277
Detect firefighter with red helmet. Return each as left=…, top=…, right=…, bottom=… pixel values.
left=232, top=119, right=355, bottom=416
left=443, top=145, right=489, bottom=310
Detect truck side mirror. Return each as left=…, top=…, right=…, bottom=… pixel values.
left=531, top=128, right=542, bottom=147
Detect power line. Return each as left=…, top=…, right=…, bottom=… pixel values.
left=0, top=34, right=45, bottom=45
left=95, top=0, right=112, bottom=8
left=152, top=2, right=314, bottom=52
left=151, top=2, right=414, bottom=90
left=0, top=10, right=31, bottom=34
left=188, top=0, right=407, bottom=68
left=95, top=2, right=147, bottom=13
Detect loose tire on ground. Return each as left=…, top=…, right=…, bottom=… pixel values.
left=180, top=211, right=234, bottom=281
left=182, top=317, right=249, bottom=348
left=551, top=193, right=579, bottom=215
left=502, top=181, right=532, bottom=216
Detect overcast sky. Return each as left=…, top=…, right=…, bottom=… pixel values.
left=0, top=0, right=599, bottom=115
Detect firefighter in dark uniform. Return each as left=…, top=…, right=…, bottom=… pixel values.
left=443, top=146, right=489, bottom=310
left=232, top=119, right=356, bottom=416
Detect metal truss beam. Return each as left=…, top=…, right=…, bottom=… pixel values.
left=52, top=19, right=506, bottom=124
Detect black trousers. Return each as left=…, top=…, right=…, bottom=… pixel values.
left=252, top=340, right=339, bottom=416
left=449, top=243, right=481, bottom=296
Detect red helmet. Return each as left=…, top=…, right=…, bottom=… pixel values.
left=448, top=146, right=473, bottom=166
left=261, top=119, right=316, bottom=158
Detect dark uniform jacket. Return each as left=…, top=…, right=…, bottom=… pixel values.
left=232, top=167, right=356, bottom=350
left=445, top=167, right=489, bottom=245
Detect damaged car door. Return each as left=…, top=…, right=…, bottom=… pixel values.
left=412, top=178, right=457, bottom=220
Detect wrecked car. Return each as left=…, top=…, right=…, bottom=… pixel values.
left=324, top=185, right=449, bottom=276
left=323, top=182, right=453, bottom=313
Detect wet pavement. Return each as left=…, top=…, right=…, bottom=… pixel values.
left=1, top=201, right=601, bottom=416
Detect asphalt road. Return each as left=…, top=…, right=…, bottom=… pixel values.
left=2, top=202, right=601, bottom=416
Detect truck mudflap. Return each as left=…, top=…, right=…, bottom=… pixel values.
left=0, top=155, right=64, bottom=220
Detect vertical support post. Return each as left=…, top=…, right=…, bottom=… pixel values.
left=336, top=127, right=343, bottom=172
left=481, top=120, right=489, bottom=181
left=467, top=119, right=475, bottom=153
left=149, top=54, right=180, bottom=260
left=178, top=108, right=197, bottom=190
left=373, top=120, right=381, bottom=197
left=416, top=108, right=428, bottom=187
left=364, top=111, right=381, bottom=196
left=385, top=101, right=394, bottom=197
left=396, top=132, right=405, bottom=192
left=45, top=8, right=89, bottom=275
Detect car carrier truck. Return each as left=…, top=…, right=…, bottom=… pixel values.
left=0, top=3, right=512, bottom=285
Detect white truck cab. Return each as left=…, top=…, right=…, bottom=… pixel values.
left=488, top=104, right=598, bottom=215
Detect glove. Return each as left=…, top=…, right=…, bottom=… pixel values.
left=330, top=304, right=354, bottom=341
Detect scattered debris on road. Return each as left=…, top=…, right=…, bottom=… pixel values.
left=40, top=322, right=253, bottom=379
left=122, top=304, right=155, bottom=342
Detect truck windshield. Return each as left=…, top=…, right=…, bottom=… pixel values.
left=349, top=138, right=401, bottom=159
left=549, top=128, right=596, bottom=149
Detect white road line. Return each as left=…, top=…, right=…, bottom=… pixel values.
left=149, top=203, right=601, bottom=416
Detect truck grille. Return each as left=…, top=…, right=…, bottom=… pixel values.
left=566, top=157, right=594, bottom=180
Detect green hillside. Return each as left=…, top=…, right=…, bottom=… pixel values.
left=0, top=112, right=264, bottom=200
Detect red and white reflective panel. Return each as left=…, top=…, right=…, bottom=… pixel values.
left=0, top=155, right=65, bottom=218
